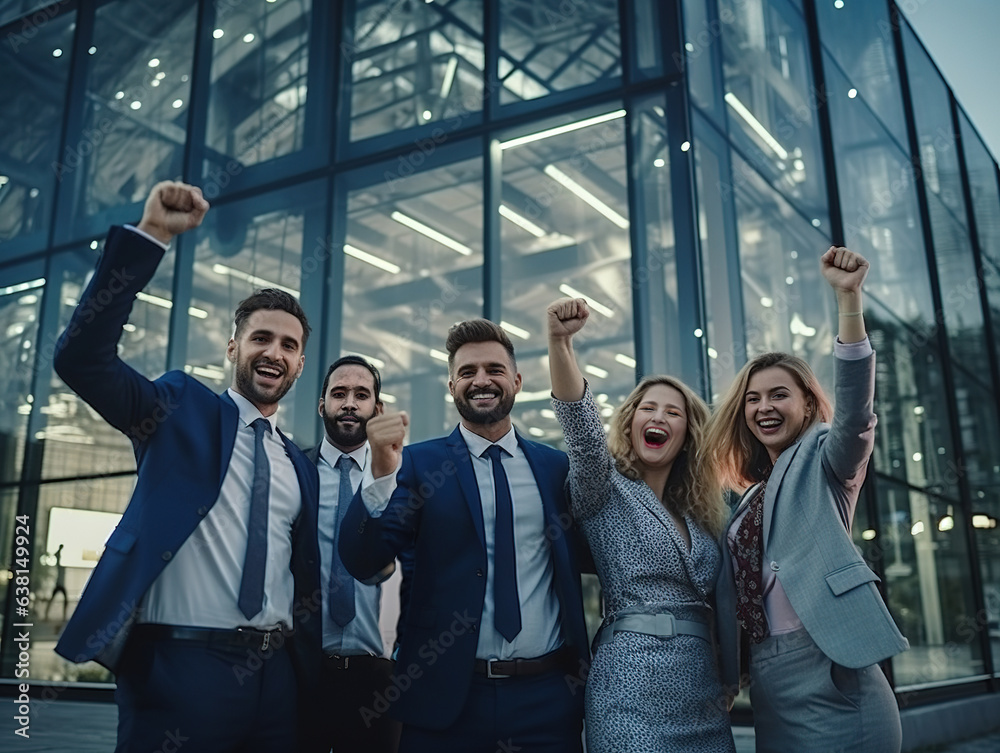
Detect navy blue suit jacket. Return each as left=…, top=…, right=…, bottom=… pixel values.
left=339, top=426, right=590, bottom=729
left=52, top=227, right=322, bottom=693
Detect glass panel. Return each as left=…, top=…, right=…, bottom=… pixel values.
left=500, top=107, right=632, bottom=445
left=902, top=24, right=966, bottom=227
left=0, top=9, right=74, bottom=242
left=499, top=0, right=621, bottom=105
left=0, top=264, right=44, bottom=484
left=187, top=188, right=323, bottom=442
left=77, top=0, right=196, bottom=219
left=867, top=308, right=957, bottom=493
left=29, top=477, right=131, bottom=683
left=630, top=0, right=664, bottom=79
left=730, top=153, right=834, bottom=387
left=718, top=0, right=828, bottom=223
left=960, top=111, right=1000, bottom=265
left=0, top=487, right=19, bottom=667
left=204, top=0, right=312, bottom=184
left=823, top=53, right=935, bottom=327
left=683, top=0, right=722, bottom=119
left=877, top=479, right=985, bottom=687
left=814, top=0, right=907, bottom=147
left=42, top=241, right=174, bottom=480
left=343, top=156, right=484, bottom=443
left=347, top=0, right=484, bottom=143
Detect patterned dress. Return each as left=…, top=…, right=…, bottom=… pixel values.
left=552, top=387, right=736, bottom=753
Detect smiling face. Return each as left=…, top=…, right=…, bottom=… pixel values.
left=744, top=365, right=813, bottom=463
left=628, top=383, right=689, bottom=474
left=448, top=340, right=521, bottom=434
left=227, top=309, right=305, bottom=415
left=319, top=364, right=381, bottom=452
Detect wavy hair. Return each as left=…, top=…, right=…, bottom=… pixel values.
left=703, top=352, right=832, bottom=491
left=608, top=375, right=727, bottom=537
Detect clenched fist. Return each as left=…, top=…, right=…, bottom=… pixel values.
left=820, top=246, right=869, bottom=294
left=368, top=411, right=409, bottom=480
left=547, top=297, right=590, bottom=341
left=137, top=181, right=210, bottom=244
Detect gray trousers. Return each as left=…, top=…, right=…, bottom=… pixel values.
left=749, top=629, right=901, bottom=753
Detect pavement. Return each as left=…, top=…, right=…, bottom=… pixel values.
left=2, top=698, right=999, bottom=752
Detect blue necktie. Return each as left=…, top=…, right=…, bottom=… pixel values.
left=329, top=454, right=357, bottom=626
left=485, top=444, right=521, bottom=642
left=238, top=418, right=271, bottom=620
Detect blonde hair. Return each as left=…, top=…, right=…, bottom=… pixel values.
left=608, top=375, right=727, bottom=537
left=703, top=352, right=833, bottom=491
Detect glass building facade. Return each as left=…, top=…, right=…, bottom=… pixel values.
left=1, top=0, right=998, bottom=708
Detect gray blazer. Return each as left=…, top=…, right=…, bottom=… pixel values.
left=716, top=351, right=908, bottom=690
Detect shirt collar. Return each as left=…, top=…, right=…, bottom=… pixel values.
left=319, top=436, right=370, bottom=472
left=227, top=388, right=278, bottom=434
left=458, top=423, right=518, bottom=458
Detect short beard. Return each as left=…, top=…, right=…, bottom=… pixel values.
left=453, top=391, right=515, bottom=425
left=234, top=356, right=296, bottom=408
left=321, top=407, right=372, bottom=449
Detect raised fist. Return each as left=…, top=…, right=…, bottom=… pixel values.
left=547, top=297, right=590, bottom=340
left=820, top=246, right=869, bottom=294
left=367, top=411, right=408, bottom=479
left=137, top=181, right=210, bottom=244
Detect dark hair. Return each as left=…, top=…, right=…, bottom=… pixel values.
left=321, top=355, right=382, bottom=405
left=445, top=319, right=516, bottom=374
left=233, top=289, right=311, bottom=346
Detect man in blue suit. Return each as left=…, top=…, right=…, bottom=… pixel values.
left=339, top=319, right=590, bottom=753
left=53, top=181, right=322, bottom=753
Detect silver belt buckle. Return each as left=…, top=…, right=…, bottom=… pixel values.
left=652, top=613, right=677, bottom=637
left=485, top=658, right=510, bottom=679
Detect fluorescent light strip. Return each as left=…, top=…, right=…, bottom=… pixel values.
left=500, top=320, right=530, bottom=339
left=500, top=110, right=626, bottom=150
left=614, top=353, right=636, bottom=368
left=584, top=364, right=608, bottom=379
left=558, top=284, right=615, bottom=318
left=344, top=244, right=401, bottom=274
left=135, top=291, right=209, bottom=319
left=439, top=55, right=458, bottom=99
left=543, top=165, right=630, bottom=229
left=429, top=348, right=450, bottom=362
left=380, top=392, right=397, bottom=404
left=1, top=278, right=45, bottom=297
left=212, top=263, right=300, bottom=297
left=499, top=205, right=547, bottom=238
left=391, top=211, right=472, bottom=256
left=347, top=352, right=386, bottom=369
left=724, top=92, right=789, bottom=160
left=185, top=364, right=227, bottom=380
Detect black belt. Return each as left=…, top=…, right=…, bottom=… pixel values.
left=473, top=647, right=575, bottom=679
left=132, top=623, right=288, bottom=651
left=324, top=654, right=389, bottom=671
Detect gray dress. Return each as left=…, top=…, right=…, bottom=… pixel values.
left=553, top=388, right=735, bottom=753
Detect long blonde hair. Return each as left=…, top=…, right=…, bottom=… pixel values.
left=703, top=352, right=832, bottom=491
left=608, top=375, right=727, bottom=537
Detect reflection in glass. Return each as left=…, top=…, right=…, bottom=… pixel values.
left=42, top=242, right=174, bottom=481
left=348, top=0, right=484, bottom=142
left=344, top=157, right=484, bottom=442
left=0, top=10, right=74, bottom=241
left=823, top=54, right=934, bottom=327
left=500, top=0, right=621, bottom=105
left=500, top=108, right=632, bottom=445
left=0, top=266, right=43, bottom=484
left=78, top=0, right=196, bottom=219
left=205, top=0, right=312, bottom=182
left=718, top=0, right=828, bottom=223
left=877, top=479, right=984, bottom=687
left=867, top=310, right=956, bottom=494
left=730, top=153, right=833, bottom=388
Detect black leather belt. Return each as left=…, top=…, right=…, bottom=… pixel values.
left=132, top=623, right=287, bottom=651
left=324, top=654, right=388, bottom=671
left=473, top=647, right=575, bottom=679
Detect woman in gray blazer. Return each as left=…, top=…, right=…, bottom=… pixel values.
left=548, top=297, right=735, bottom=752
left=704, top=247, right=908, bottom=753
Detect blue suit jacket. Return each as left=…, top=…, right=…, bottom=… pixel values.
left=339, top=426, right=590, bottom=729
left=52, top=227, right=322, bottom=691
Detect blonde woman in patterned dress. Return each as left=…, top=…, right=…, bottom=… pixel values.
left=547, top=298, right=735, bottom=753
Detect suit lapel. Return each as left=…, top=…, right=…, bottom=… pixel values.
left=447, top=426, right=486, bottom=550
left=218, top=390, right=239, bottom=488
left=762, top=433, right=806, bottom=550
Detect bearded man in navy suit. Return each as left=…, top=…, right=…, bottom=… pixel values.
left=53, top=181, right=322, bottom=753
left=339, top=319, right=590, bottom=753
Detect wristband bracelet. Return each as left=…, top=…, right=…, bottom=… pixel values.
left=838, top=310, right=863, bottom=317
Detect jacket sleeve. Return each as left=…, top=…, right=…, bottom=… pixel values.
left=822, top=349, right=877, bottom=489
